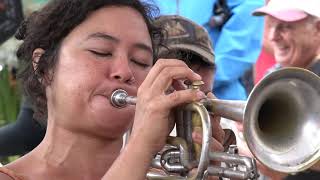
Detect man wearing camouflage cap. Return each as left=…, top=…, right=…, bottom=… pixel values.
left=154, top=15, right=242, bottom=177
left=154, top=15, right=216, bottom=94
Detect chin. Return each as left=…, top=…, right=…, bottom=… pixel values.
left=275, top=55, right=290, bottom=66
left=95, top=109, right=133, bottom=129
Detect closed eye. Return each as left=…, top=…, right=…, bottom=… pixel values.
left=89, top=50, right=112, bottom=57
left=132, top=59, right=150, bottom=68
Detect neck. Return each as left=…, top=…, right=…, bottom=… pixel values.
left=31, top=120, right=123, bottom=179
left=280, top=54, right=320, bottom=69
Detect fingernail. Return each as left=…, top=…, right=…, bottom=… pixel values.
left=196, top=90, right=206, bottom=99
left=195, top=73, right=202, bottom=79
left=192, top=132, right=202, bottom=141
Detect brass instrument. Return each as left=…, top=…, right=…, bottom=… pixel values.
left=110, top=67, right=320, bottom=180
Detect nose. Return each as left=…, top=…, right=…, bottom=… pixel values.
left=110, top=55, right=135, bottom=84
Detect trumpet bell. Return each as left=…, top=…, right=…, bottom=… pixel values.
left=244, top=67, right=320, bottom=173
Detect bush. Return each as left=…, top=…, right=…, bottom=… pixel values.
left=0, top=65, right=21, bottom=126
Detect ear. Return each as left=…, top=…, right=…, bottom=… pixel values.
left=32, top=48, right=45, bottom=71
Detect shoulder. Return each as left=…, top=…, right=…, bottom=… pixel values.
left=309, top=60, right=320, bottom=76
left=0, top=167, right=22, bottom=180
left=0, top=172, right=13, bottom=180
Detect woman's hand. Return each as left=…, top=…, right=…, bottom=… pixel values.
left=130, top=59, right=205, bottom=155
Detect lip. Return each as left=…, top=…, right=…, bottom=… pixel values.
left=274, top=44, right=290, bottom=54
left=278, top=46, right=289, bottom=51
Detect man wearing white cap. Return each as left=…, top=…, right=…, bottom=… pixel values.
left=253, top=0, right=320, bottom=71
left=251, top=0, right=320, bottom=179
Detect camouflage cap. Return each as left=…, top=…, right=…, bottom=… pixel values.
left=154, top=15, right=215, bottom=65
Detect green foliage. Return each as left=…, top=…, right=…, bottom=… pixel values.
left=0, top=155, right=20, bottom=165
left=0, top=66, right=21, bottom=165
left=0, top=66, right=21, bottom=126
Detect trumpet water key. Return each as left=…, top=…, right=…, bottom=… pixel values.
left=110, top=67, right=320, bottom=180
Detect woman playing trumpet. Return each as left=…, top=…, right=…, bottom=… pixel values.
left=0, top=0, right=224, bottom=179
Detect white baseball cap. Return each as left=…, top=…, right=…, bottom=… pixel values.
left=253, top=0, right=320, bottom=22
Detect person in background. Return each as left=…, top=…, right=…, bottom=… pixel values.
left=151, top=0, right=264, bottom=100
left=253, top=0, right=320, bottom=74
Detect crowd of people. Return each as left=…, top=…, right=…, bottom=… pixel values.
left=0, top=0, right=319, bottom=179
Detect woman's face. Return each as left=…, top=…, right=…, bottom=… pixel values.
left=46, top=6, right=153, bottom=138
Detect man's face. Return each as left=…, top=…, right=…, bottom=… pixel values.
left=267, top=16, right=320, bottom=67
left=158, top=50, right=215, bottom=93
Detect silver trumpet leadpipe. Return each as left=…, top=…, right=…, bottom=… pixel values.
left=110, top=89, right=137, bottom=108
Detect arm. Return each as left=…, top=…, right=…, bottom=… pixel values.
left=0, top=172, right=14, bottom=180
left=102, top=133, right=155, bottom=180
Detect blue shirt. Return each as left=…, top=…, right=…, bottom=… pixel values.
left=150, top=0, right=264, bottom=100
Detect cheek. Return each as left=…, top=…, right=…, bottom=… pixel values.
left=50, top=71, right=86, bottom=110
left=199, top=71, right=214, bottom=92
left=202, top=79, right=213, bottom=92
left=50, top=57, right=99, bottom=106
left=134, top=68, right=150, bottom=86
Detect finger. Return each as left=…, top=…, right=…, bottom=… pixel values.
left=140, top=59, right=188, bottom=89
left=235, top=121, right=244, bottom=132
left=210, top=114, right=225, bottom=144
left=171, top=79, right=188, bottom=91
left=137, top=89, right=206, bottom=119
left=207, top=175, right=219, bottom=180
left=222, top=129, right=237, bottom=151
left=207, top=92, right=216, bottom=99
left=159, top=89, right=206, bottom=110
left=150, top=66, right=201, bottom=95
left=189, top=169, right=219, bottom=180
left=192, top=128, right=224, bottom=152
left=206, top=92, right=225, bottom=143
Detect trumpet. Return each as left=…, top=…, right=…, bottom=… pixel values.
left=110, top=67, right=320, bottom=180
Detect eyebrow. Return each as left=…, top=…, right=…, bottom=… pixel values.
left=87, top=32, right=153, bottom=55
left=87, top=32, right=119, bottom=42
left=134, top=43, right=153, bottom=55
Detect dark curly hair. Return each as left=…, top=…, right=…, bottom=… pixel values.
left=16, top=0, right=163, bottom=121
